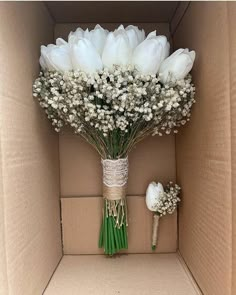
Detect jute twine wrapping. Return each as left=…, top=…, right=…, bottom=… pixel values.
left=102, top=157, right=128, bottom=201
left=103, top=185, right=127, bottom=201
left=152, top=214, right=160, bottom=247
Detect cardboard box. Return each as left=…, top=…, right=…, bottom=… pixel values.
left=0, top=1, right=235, bottom=294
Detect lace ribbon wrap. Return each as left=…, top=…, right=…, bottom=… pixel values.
left=102, top=157, right=128, bottom=201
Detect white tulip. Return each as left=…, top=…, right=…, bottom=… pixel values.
left=146, top=32, right=170, bottom=61
left=102, top=27, right=132, bottom=69
left=68, top=27, right=84, bottom=42
left=146, top=30, right=156, bottom=38
left=83, top=24, right=108, bottom=55
left=132, top=31, right=169, bottom=75
left=146, top=182, right=164, bottom=212
left=56, top=38, right=68, bottom=46
left=70, top=38, right=103, bottom=74
left=40, top=43, right=72, bottom=72
left=125, top=25, right=145, bottom=50
left=159, top=48, right=196, bottom=84
left=40, top=45, right=54, bottom=70
left=39, top=55, right=47, bottom=70
left=68, top=30, right=84, bottom=47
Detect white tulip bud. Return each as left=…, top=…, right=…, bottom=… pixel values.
left=70, top=38, right=103, bottom=74
left=102, top=28, right=132, bottom=70
left=146, top=31, right=170, bottom=62
left=40, top=43, right=72, bottom=72
left=39, top=56, right=47, bottom=70
left=68, top=27, right=84, bottom=41
left=159, top=48, right=196, bottom=84
left=55, top=38, right=68, bottom=46
left=146, top=182, right=164, bottom=212
left=125, top=25, right=145, bottom=50
left=83, top=24, right=108, bottom=55
left=132, top=31, right=169, bottom=75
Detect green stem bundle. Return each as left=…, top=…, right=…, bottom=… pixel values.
left=99, top=199, right=128, bottom=255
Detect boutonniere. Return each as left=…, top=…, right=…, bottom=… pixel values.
left=146, top=181, right=181, bottom=250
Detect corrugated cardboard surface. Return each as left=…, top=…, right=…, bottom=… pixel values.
left=47, top=3, right=179, bottom=23
left=173, top=2, right=232, bottom=295
left=170, top=2, right=190, bottom=35
left=0, top=3, right=62, bottom=295
left=44, top=254, right=200, bottom=295
left=0, top=137, right=8, bottom=295
left=61, top=196, right=177, bottom=254
left=228, top=3, right=236, bottom=294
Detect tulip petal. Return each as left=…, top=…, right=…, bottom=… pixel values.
left=56, top=38, right=68, bottom=46
left=89, top=24, right=108, bottom=55
left=102, top=32, right=131, bottom=69
left=69, top=27, right=84, bottom=41
left=125, top=28, right=139, bottom=50
left=164, top=42, right=170, bottom=59
left=117, top=24, right=125, bottom=31
left=41, top=45, right=57, bottom=70
left=47, top=46, right=72, bottom=71
left=39, top=56, right=47, bottom=70
left=132, top=39, right=163, bottom=75
left=147, top=30, right=157, bottom=39
left=146, top=182, right=158, bottom=211
left=159, top=48, right=195, bottom=83
left=189, top=50, right=196, bottom=61
left=146, top=182, right=164, bottom=211
left=71, top=38, right=103, bottom=73
left=125, top=25, right=145, bottom=49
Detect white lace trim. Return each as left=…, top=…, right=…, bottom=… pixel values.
left=102, top=157, right=128, bottom=187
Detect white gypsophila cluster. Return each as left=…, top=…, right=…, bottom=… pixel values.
left=152, top=182, right=181, bottom=216
left=33, top=65, right=195, bottom=138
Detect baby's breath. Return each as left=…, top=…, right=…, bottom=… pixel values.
left=33, top=65, right=195, bottom=158
left=152, top=182, right=181, bottom=216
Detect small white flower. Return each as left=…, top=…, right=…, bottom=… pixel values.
left=146, top=182, right=164, bottom=212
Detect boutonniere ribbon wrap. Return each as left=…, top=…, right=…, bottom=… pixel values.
left=33, top=24, right=196, bottom=255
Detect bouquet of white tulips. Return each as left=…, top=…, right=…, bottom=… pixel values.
left=146, top=181, right=181, bottom=250
left=33, top=24, right=196, bottom=256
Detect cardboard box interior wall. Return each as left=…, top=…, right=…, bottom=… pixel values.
left=0, top=1, right=235, bottom=295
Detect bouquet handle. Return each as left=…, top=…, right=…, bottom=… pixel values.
left=152, top=214, right=160, bottom=250
left=99, top=157, right=129, bottom=255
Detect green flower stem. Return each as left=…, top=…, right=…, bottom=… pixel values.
left=98, top=216, right=104, bottom=248
left=112, top=219, right=120, bottom=251
left=99, top=198, right=128, bottom=255
left=119, top=226, right=124, bottom=248
left=109, top=217, right=115, bottom=254
left=105, top=203, right=109, bottom=253
left=123, top=224, right=128, bottom=249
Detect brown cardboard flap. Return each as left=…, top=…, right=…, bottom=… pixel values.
left=44, top=254, right=200, bottom=295
left=0, top=142, right=8, bottom=295
left=0, top=3, right=62, bottom=295
left=47, top=2, right=179, bottom=23
left=173, top=2, right=232, bottom=295
left=228, top=3, right=236, bottom=294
